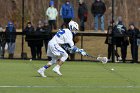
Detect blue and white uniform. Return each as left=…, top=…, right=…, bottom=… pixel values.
left=47, top=28, right=74, bottom=64
left=37, top=20, right=88, bottom=77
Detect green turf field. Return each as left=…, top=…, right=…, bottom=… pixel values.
left=0, top=60, right=140, bottom=93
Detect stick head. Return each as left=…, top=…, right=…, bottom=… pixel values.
left=97, top=57, right=108, bottom=64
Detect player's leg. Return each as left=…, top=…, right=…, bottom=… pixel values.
left=52, top=51, right=68, bottom=76
left=37, top=57, right=58, bottom=77
left=38, top=42, right=56, bottom=77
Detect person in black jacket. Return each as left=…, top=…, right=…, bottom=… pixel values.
left=42, top=20, right=52, bottom=60
left=5, top=21, right=16, bottom=59
left=105, top=20, right=120, bottom=62
left=113, top=17, right=129, bottom=62
left=0, top=25, right=6, bottom=59
left=35, top=21, right=44, bottom=59
left=127, top=23, right=139, bottom=63
left=91, top=0, right=106, bottom=32
left=78, top=0, right=88, bottom=31
left=24, top=22, right=36, bottom=59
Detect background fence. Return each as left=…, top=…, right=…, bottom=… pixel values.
left=0, top=0, right=140, bottom=62
left=1, top=32, right=140, bottom=63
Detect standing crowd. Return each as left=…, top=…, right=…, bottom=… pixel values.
left=45, top=0, right=106, bottom=32
left=105, top=16, right=140, bottom=63
left=24, top=20, right=52, bottom=60
left=0, top=22, right=16, bottom=59
left=0, top=0, right=139, bottom=63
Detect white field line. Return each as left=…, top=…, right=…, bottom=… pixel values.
left=0, top=85, right=140, bottom=88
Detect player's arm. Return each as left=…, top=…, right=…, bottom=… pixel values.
left=64, top=30, right=87, bottom=56
left=69, top=46, right=87, bottom=56
left=67, top=39, right=87, bottom=56
left=73, top=35, right=80, bottom=44
left=61, top=43, right=87, bottom=56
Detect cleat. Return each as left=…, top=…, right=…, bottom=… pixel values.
left=37, top=68, right=47, bottom=77
left=52, top=68, right=62, bottom=76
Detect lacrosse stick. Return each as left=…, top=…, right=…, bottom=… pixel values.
left=86, top=54, right=108, bottom=64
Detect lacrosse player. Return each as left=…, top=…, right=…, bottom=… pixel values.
left=37, top=20, right=87, bottom=77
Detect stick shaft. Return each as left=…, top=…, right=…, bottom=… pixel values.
left=86, top=54, right=97, bottom=59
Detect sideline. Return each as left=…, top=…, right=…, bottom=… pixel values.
left=0, top=85, right=139, bottom=88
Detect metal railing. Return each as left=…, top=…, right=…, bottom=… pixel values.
left=0, top=31, right=139, bottom=63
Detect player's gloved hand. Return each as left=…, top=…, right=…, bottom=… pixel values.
left=79, top=49, right=87, bottom=56
left=68, top=46, right=79, bottom=53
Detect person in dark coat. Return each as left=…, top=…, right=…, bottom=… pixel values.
left=35, top=21, right=44, bottom=59
left=127, top=23, right=140, bottom=63
left=0, top=25, right=6, bottom=58
left=113, top=17, right=129, bottom=62
left=91, top=0, right=106, bottom=32
left=5, top=21, right=16, bottom=59
left=78, top=0, right=88, bottom=31
left=42, top=20, right=52, bottom=60
left=24, top=22, right=36, bottom=59
left=105, top=20, right=120, bottom=62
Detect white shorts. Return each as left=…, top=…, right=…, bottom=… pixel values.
left=47, top=41, right=68, bottom=62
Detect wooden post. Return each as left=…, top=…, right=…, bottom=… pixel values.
left=123, top=0, right=128, bottom=27
left=111, top=0, right=115, bottom=62
left=57, top=0, right=60, bottom=28
left=81, top=34, right=83, bottom=61
left=21, top=0, right=25, bottom=59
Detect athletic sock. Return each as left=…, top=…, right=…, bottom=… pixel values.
left=44, top=65, right=49, bottom=69
left=55, top=65, right=60, bottom=70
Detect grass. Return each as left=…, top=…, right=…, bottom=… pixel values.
left=0, top=60, right=140, bottom=93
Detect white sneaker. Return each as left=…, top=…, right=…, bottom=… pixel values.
left=115, top=56, right=119, bottom=62
left=118, top=57, right=122, bottom=61
left=52, top=68, right=62, bottom=76
left=37, top=68, right=47, bottom=77
left=115, top=60, right=120, bottom=62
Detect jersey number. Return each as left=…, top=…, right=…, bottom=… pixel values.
left=56, top=29, right=65, bottom=37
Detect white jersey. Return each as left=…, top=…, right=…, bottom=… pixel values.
left=47, top=28, right=74, bottom=60
left=50, top=29, right=74, bottom=47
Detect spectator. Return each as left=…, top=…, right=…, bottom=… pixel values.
left=127, top=23, right=139, bottom=63
left=46, top=0, right=58, bottom=30
left=91, top=0, right=106, bottom=32
left=5, top=21, right=16, bottom=59
left=42, top=20, right=52, bottom=60
left=105, top=20, right=120, bottom=62
left=35, top=21, right=44, bottom=59
left=60, top=0, right=74, bottom=29
left=0, top=25, right=6, bottom=58
left=0, top=25, right=3, bottom=58
left=24, top=22, right=36, bottom=59
left=78, top=0, right=88, bottom=31
left=113, top=17, right=129, bottom=62
left=0, top=24, right=3, bottom=32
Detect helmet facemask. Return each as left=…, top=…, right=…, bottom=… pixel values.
left=69, top=21, right=79, bottom=34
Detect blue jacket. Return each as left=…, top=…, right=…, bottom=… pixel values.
left=60, top=3, right=74, bottom=19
